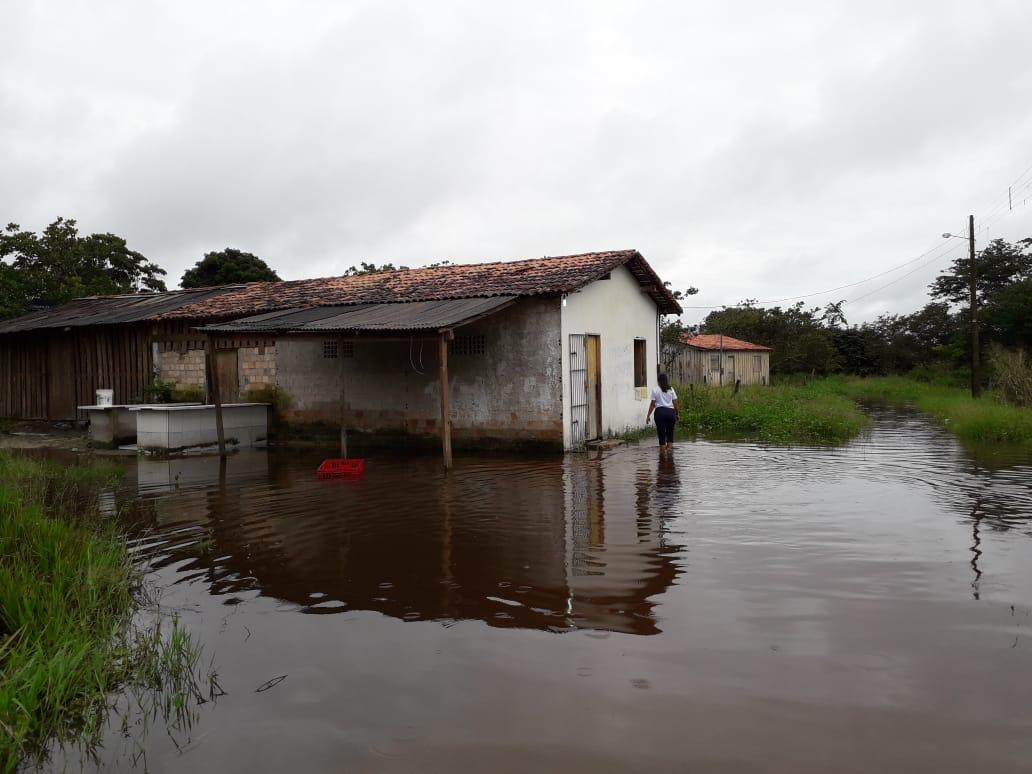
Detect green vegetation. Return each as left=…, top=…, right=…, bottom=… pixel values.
left=0, top=218, right=166, bottom=319
left=180, top=247, right=280, bottom=288
left=825, top=376, right=1032, bottom=446
left=0, top=453, right=218, bottom=770
left=672, top=382, right=870, bottom=444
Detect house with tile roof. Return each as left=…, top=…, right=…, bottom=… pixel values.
left=0, top=250, right=681, bottom=453
left=666, top=333, right=772, bottom=386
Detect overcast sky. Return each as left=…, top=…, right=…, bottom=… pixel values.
left=2, top=1, right=1031, bottom=323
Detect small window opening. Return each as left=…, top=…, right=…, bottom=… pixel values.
left=324, top=340, right=354, bottom=359
left=450, top=335, right=486, bottom=356
left=710, top=353, right=721, bottom=372
left=633, top=339, right=647, bottom=388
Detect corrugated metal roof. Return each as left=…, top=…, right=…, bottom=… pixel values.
left=201, top=296, right=518, bottom=334
left=0, top=286, right=241, bottom=334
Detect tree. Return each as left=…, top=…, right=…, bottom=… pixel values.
left=982, top=278, right=1032, bottom=349
left=929, top=238, right=1032, bottom=307
left=0, top=218, right=166, bottom=317
left=703, top=301, right=836, bottom=375
left=341, top=261, right=410, bottom=276
left=180, top=248, right=280, bottom=288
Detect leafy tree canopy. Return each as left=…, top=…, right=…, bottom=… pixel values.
left=180, top=248, right=280, bottom=288
left=0, top=218, right=166, bottom=318
left=929, top=237, right=1032, bottom=306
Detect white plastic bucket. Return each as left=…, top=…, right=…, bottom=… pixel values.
left=95, top=389, right=114, bottom=407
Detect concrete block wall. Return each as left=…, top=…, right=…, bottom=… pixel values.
left=158, top=349, right=206, bottom=388
left=239, top=346, right=277, bottom=393
left=274, top=297, right=564, bottom=447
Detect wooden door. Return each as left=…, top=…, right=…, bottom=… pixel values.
left=47, top=335, right=77, bottom=419
left=726, top=354, right=736, bottom=384
left=569, top=335, right=588, bottom=447
left=585, top=335, right=602, bottom=440
left=215, top=349, right=240, bottom=402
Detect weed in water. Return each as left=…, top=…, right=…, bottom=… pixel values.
left=0, top=453, right=220, bottom=771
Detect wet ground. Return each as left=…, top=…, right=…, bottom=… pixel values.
left=48, top=408, right=1032, bottom=772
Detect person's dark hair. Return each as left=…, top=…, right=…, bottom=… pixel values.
left=658, top=373, right=672, bottom=392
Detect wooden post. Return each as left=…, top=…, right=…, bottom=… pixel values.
left=968, top=214, right=981, bottom=399
left=205, top=335, right=227, bottom=456
left=439, top=331, right=453, bottom=470
left=338, top=335, right=348, bottom=459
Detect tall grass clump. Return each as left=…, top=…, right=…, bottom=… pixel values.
left=825, top=375, right=1032, bottom=447
left=675, top=382, right=870, bottom=444
left=989, top=345, right=1032, bottom=407
left=0, top=453, right=218, bottom=771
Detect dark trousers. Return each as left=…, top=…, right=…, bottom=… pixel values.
left=654, top=406, right=676, bottom=445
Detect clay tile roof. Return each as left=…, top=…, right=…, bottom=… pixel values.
left=680, top=333, right=772, bottom=351
left=157, top=249, right=682, bottom=320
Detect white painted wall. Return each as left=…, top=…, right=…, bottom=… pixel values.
left=560, top=264, right=661, bottom=449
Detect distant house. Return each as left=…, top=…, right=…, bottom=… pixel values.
left=666, top=334, right=771, bottom=386
left=0, top=250, right=682, bottom=452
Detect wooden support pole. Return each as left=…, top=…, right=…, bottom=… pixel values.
left=338, top=335, right=348, bottom=459
left=439, top=331, right=453, bottom=470
left=205, top=335, right=227, bottom=456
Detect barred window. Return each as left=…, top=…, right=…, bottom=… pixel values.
left=450, top=335, right=485, bottom=356
left=323, top=340, right=355, bottom=359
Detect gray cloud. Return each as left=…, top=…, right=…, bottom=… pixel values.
left=2, top=0, right=1030, bottom=323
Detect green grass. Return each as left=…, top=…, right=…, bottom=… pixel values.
left=673, top=382, right=870, bottom=444
left=0, top=453, right=218, bottom=771
left=824, top=375, right=1032, bottom=446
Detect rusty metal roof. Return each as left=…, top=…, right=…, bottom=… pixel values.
left=680, top=334, right=772, bottom=351
left=201, top=296, right=518, bottom=335
left=0, top=286, right=241, bottom=335
left=161, top=249, right=683, bottom=320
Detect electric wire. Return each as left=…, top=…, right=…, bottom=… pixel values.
left=679, top=160, right=1032, bottom=313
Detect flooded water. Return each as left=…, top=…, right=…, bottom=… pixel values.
left=52, top=408, right=1032, bottom=772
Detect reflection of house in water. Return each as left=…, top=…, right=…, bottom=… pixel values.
left=130, top=451, right=684, bottom=635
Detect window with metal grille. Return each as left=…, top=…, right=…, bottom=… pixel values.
left=323, top=340, right=355, bottom=359
left=450, top=335, right=485, bottom=356
left=633, top=339, right=647, bottom=387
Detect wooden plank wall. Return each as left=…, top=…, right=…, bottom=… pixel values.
left=0, top=334, right=47, bottom=419
left=0, top=324, right=154, bottom=420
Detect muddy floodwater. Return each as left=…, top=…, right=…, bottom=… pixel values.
left=49, top=407, right=1032, bottom=773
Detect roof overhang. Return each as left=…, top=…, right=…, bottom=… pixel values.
left=198, top=296, right=518, bottom=336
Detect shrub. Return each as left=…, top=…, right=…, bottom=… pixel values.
left=171, top=385, right=206, bottom=403
left=245, top=384, right=293, bottom=414
left=989, top=345, right=1032, bottom=407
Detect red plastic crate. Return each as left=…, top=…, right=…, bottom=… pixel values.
left=317, top=458, right=366, bottom=479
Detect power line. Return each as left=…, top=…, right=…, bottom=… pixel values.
left=680, top=160, right=1032, bottom=313
left=678, top=239, right=960, bottom=310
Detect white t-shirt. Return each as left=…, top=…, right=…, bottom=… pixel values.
left=650, top=386, right=678, bottom=409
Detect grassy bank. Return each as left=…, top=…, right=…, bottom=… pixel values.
left=673, top=382, right=870, bottom=444
left=0, top=454, right=214, bottom=770
left=824, top=376, right=1032, bottom=446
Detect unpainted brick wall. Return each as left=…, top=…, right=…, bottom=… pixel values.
left=158, top=348, right=206, bottom=388
left=239, top=346, right=277, bottom=392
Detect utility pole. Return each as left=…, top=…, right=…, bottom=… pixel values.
left=968, top=214, right=981, bottom=399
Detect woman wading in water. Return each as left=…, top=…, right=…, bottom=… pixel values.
left=646, top=374, right=680, bottom=452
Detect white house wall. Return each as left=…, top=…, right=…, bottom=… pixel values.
left=560, top=264, right=660, bottom=449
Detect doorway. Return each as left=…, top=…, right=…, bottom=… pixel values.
left=726, top=354, right=735, bottom=384
left=585, top=334, right=602, bottom=440
left=215, top=349, right=240, bottom=402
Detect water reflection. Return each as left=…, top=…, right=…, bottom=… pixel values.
left=128, top=451, right=685, bottom=636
